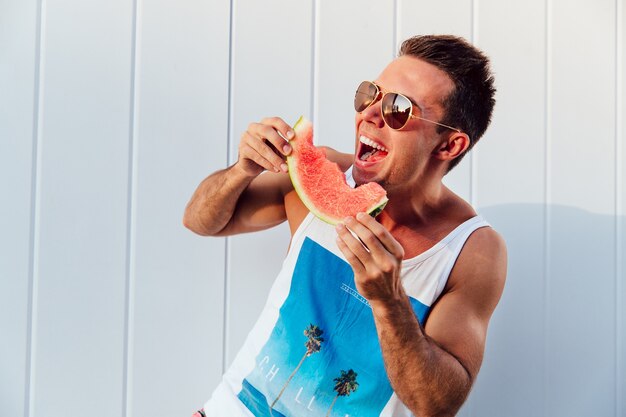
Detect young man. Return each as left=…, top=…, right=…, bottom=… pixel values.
left=184, top=35, right=507, bottom=417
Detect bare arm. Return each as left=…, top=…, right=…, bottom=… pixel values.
left=183, top=117, right=355, bottom=236
left=183, top=164, right=294, bottom=236
left=336, top=215, right=507, bottom=417
left=183, top=117, right=295, bottom=236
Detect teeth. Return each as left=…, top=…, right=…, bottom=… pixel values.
left=359, top=136, right=389, bottom=152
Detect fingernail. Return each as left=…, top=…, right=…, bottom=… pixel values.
left=286, top=130, right=294, bottom=139
left=281, top=163, right=288, bottom=172
left=335, top=223, right=344, bottom=231
left=283, top=144, right=292, bottom=154
left=343, top=216, right=352, bottom=223
left=356, top=212, right=366, bottom=220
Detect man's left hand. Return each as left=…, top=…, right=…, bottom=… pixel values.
left=335, top=212, right=406, bottom=304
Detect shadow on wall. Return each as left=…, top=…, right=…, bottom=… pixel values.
left=461, top=203, right=623, bottom=417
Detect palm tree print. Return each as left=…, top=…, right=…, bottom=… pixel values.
left=270, top=324, right=325, bottom=408
left=326, top=369, right=359, bottom=417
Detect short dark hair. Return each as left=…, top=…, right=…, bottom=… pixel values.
left=399, top=35, right=496, bottom=172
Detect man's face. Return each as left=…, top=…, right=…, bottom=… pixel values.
left=352, top=56, right=455, bottom=192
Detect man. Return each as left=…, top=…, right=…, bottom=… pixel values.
left=184, top=35, right=506, bottom=417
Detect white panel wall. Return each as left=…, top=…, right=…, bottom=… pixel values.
left=0, top=1, right=39, bottom=416
left=1, top=1, right=625, bottom=417
left=129, top=0, right=229, bottom=415
left=30, top=1, right=134, bottom=416
left=548, top=1, right=616, bottom=416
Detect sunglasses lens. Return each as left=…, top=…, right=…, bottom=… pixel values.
left=382, top=93, right=412, bottom=129
left=354, top=81, right=378, bottom=112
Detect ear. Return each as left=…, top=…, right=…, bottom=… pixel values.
left=433, top=132, right=470, bottom=162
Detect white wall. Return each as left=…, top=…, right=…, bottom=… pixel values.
left=0, top=1, right=624, bottom=417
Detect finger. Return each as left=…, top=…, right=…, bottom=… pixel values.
left=243, top=128, right=287, bottom=172
left=335, top=228, right=366, bottom=275
left=342, top=216, right=394, bottom=271
left=355, top=212, right=405, bottom=260
left=260, top=116, right=296, bottom=143
left=336, top=222, right=372, bottom=266
left=252, top=121, right=293, bottom=156
left=240, top=132, right=285, bottom=173
left=239, top=141, right=280, bottom=173
left=258, top=124, right=292, bottom=156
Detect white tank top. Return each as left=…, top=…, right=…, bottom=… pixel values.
left=202, top=171, right=490, bottom=417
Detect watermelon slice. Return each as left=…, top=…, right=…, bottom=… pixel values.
left=286, top=116, right=388, bottom=225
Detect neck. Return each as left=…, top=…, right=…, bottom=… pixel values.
left=378, top=174, right=447, bottom=231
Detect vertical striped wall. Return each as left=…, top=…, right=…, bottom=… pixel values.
left=0, top=1, right=623, bottom=417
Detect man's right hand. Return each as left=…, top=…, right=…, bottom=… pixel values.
left=236, top=117, right=295, bottom=177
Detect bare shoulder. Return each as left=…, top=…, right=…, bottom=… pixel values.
left=446, top=226, right=507, bottom=313
left=462, top=226, right=507, bottom=260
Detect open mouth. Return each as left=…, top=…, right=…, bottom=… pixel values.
left=358, top=135, right=389, bottom=163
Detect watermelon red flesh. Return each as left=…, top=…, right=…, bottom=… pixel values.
left=286, top=116, right=388, bottom=225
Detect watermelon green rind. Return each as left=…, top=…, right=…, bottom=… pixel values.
left=286, top=116, right=388, bottom=225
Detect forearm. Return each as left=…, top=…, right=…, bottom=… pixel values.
left=372, top=297, right=472, bottom=417
left=183, top=163, right=254, bottom=236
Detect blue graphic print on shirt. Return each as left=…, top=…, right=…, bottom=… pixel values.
left=238, top=237, right=429, bottom=417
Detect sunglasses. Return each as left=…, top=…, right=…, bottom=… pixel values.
left=354, top=80, right=461, bottom=132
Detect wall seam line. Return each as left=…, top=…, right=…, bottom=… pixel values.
left=543, top=0, right=552, bottom=416
left=311, top=0, right=318, bottom=128
left=393, top=0, right=398, bottom=58
left=465, top=3, right=479, bottom=415
left=223, top=0, right=236, bottom=374
left=122, top=0, right=141, bottom=415
left=25, top=0, right=46, bottom=415
left=615, top=0, right=623, bottom=415
left=469, top=0, right=479, bottom=210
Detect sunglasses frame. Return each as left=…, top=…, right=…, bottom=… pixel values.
left=355, top=80, right=462, bottom=133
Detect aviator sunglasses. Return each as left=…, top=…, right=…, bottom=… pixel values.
left=354, top=80, right=462, bottom=132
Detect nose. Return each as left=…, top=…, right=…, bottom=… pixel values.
left=358, top=98, right=385, bottom=129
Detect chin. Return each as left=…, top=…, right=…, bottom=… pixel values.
left=351, top=165, right=367, bottom=185
left=353, top=166, right=384, bottom=188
